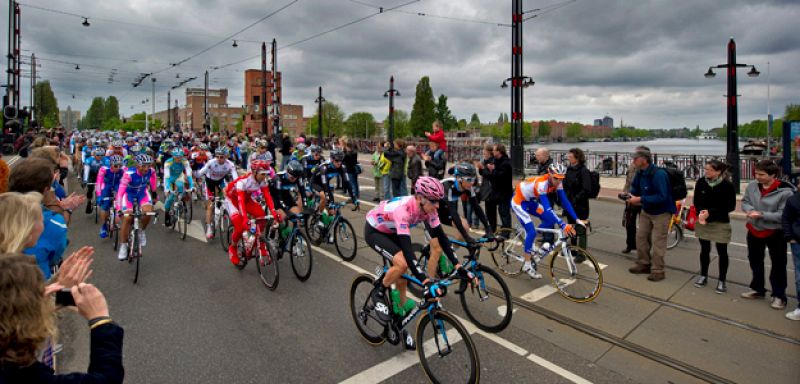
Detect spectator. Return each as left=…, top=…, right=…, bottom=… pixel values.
left=24, top=154, right=85, bottom=224
left=692, top=159, right=736, bottom=293
left=475, top=145, right=495, bottom=227
left=534, top=147, right=553, bottom=175
left=741, top=160, right=795, bottom=309
left=564, top=148, right=592, bottom=250
left=621, top=146, right=650, bottom=254
left=423, top=141, right=446, bottom=179
left=627, top=149, right=675, bottom=282
left=380, top=142, right=392, bottom=200
left=8, top=159, right=69, bottom=280
left=424, top=120, right=447, bottom=153
left=0, top=192, right=44, bottom=254
left=385, top=139, right=407, bottom=197
left=406, top=145, right=423, bottom=195
left=0, top=153, right=8, bottom=193
left=280, top=133, right=293, bottom=170
left=342, top=139, right=360, bottom=202
left=783, top=190, right=800, bottom=320
left=484, top=144, right=512, bottom=232
left=371, top=142, right=385, bottom=202
left=0, top=254, right=123, bottom=384
left=266, top=134, right=277, bottom=165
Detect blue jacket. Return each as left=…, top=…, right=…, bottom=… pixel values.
left=630, top=164, right=676, bottom=215
left=23, top=207, right=68, bottom=279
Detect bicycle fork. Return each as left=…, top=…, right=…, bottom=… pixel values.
left=430, top=312, right=453, bottom=357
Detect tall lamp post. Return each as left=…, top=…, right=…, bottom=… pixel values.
left=315, top=86, right=325, bottom=146
left=704, top=37, right=759, bottom=194
left=503, top=0, right=535, bottom=177
left=384, top=76, right=400, bottom=148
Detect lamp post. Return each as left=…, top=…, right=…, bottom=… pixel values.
left=315, top=86, right=325, bottom=145
left=384, top=76, right=400, bottom=148
left=503, top=0, right=535, bottom=177
left=704, top=37, right=759, bottom=194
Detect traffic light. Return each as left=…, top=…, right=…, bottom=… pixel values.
left=3, top=105, right=17, bottom=120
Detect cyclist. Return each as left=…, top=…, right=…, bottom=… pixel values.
left=198, top=147, right=238, bottom=239
left=224, top=159, right=280, bottom=266
left=105, top=140, right=127, bottom=161
left=310, top=150, right=356, bottom=222
left=116, top=154, right=158, bottom=261
left=268, top=160, right=306, bottom=221
left=365, top=176, right=474, bottom=350
left=82, top=148, right=106, bottom=214
left=428, top=162, right=493, bottom=278
left=163, top=148, right=195, bottom=227
left=301, top=144, right=322, bottom=178
left=248, top=140, right=273, bottom=172
left=96, top=155, right=126, bottom=239
left=511, top=163, right=584, bottom=279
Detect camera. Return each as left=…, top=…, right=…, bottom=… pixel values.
left=618, top=192, right=631, bottom=201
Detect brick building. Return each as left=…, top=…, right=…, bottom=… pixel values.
left=242, top=69, right=304, bottom=137
left=152, top=88, right=241, bottom=133
left=530, top=120, right=613, bottom=139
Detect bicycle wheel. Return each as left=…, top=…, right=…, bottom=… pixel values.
left=416, top=310, right=479, bottom=384
left=180, top=202, right=188, bottom=241
left=459, top=265, right=513, bottom=333
left=130, top=229, right=140, bottom=284
left=334, top=218, right=357, bottom=261
left=94, top=201, right=99, bottom=224
left=304, top=213, right=324, bottom=246
left=219, top=213, right=231, bottom=251
left=549, top=245, right=602, bottom=303
left=290, top=231, right=313, bottom=281
left=491, top=227, right=524, bottom=277
left=349, top=274, right=386, bottom=345
left=666, top=224, right=682, bottom=249
left=256, top=239, right=279, bottom=290
left=186, top=196, right=193, bottom=224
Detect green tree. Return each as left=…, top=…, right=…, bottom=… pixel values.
left=83, top=97, right=105, bottom=129
left=689, top=124, right=702, bottom=137
left=384, top=109, right=410, bottom=138
left=538, top=120, right=551, bottom=138
left=566, top=122, right=583, bottom=138
left=408, top=76, right=436, bottom=136
left=103, top=96, right=120, bottom=123
left=469, top=113, right=481, bottom=128
left=34, top=81, right=59, bottom=127
left=345, top=111, right=377, bottom=138
left=784, top=104, right=800, bottom=120
left=306, top=102, right=345, bottom=137
left=211, top=116, right=221, bottom=132
left=434, top=94, right=457, bottom=131
left=235, top=114, right=244, bottom=133
left=457, top=119, right=467, bottom=129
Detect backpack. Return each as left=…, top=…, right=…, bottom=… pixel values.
left=660, top=166, right=688, bottom=200
left=588, top=170, right=601, bottom=199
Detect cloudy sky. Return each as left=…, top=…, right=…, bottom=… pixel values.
left=4, top=0, right=799, bottom=130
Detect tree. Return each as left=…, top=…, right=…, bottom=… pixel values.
left=434, top=94, right=457, bottom=131
left=457, top=119, right=467, bottom=129
left=469, top=113, right=481, bottom=128
left=235, top=114, right=244, bottom=133
left=103, top=96, right=120, bottom=123
left=83, top=97, right=105, bottom=129
left=212, top=116, right=221, bottom=132
left=384, top=109, right=410, bottom=138
left=538, top=120, right=551, bottom=138
left=408, top=76, right=436, bottom=136
left=34, top=81, right=59, bottom=127
left=784, top=104, right=800, bottom=120
left=345, top=111, right=377, bottom=138
left=566, top=122, right=583, bottom=138
left=306, top=101, right=345, bottom=137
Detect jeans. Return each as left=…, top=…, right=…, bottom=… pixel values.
left=746, top=232, right=788, bottom=300
left=486, top=198, right=512, bottom=232
left=791, top=243, right=800, bottom=308
left=391, top=178, right=405, bottom=197
left=374, top=176, right=383, bottom=200
left=347, top=172, right=359, bottom=199
left=281, top=154, right=291, bottom=171
left=624, top=204, right=640, bottom=250
left=636, top=211, right=671, bottom=274
left=398, top=178, right=408, bottom=196
left=382, top=175, right=392, bottom=200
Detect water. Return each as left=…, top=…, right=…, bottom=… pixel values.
left=524, top=138, right=726, bottom=155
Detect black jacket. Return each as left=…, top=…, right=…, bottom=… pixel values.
left=564, top=163, right=591, bottom=219
left=486, top=155, right=512, bottom=201
left=280, top=136, right=292, bottom=155
left=536, top=157, right=553, bottom=175
left=384, top=148, right=406, bottom=180
left=693, top=177, right=736, bottom=224
left=783, top=191, right=800, bottom=242
left=0, top=323, right=124, bottom=384
left=342, top=149, right=359, bottom=172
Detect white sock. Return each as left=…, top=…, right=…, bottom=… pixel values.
left=524, top=261, right=532, bottom=269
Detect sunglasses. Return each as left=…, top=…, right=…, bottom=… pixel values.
left=460, top=177, right=476, bottom=183
left=424, top=198, right=439, bottom=206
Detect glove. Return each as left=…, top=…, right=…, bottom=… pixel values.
left=456, top=266, right=475, bottom=281
left=563, top=224, right=576, bottom=237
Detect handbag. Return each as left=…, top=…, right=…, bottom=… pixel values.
left=685, top=205, right=697, bottom=231
left=354, top=164, right=362, bottom=175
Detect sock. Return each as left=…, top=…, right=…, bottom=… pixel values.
left=524, top=261, right=532, bottom=270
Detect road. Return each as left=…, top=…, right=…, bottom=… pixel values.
left=54, top=165, right=798, bottom=384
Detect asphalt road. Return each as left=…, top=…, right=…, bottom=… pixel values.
left=55, top=171, right=799, bottom=384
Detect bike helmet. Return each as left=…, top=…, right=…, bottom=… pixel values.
left=547, top=163, right=567, bottom=179
left=295, top=137, right=305, bottom=144
left=135, top=154, right=153, bottom=165
left=129, top=144, right=141, bottom=154
left=330, top=149, right=345, bottom=162
left=296, top=143, right=307, bottom=152
left=286, top=160, right=304, bottom=177
left=257, top=139, right=267, bottom=148
left=415, top=176, right=445, bottom=201
left=214, top=147, right=229, bottom=156
left=309, top=144, right=321, bottom=154
left=199, top=143, right=209, bottom=151
left=250, top=159, right=270, bottom=173
left=112, top=140, right=124, bottom=148
left=171, top=148, right=184, bottom=158
left=109, top=155, right=124, bottom=166
left=452, top=162, right=477, bottom=178
left=92, top=148, right=105, bottom=157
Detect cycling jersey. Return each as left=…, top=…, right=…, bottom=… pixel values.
left=268, top=171, right=306, bottom=210
left=302, top=156, right=323, bottom=178
left=224, top=173, right=279, bottom=246
left=83, top=157, right=104, bottom=183
left=511, top=175, right=578, bottom=253
left=190, top=150, right=211, bottom=171
left=163, top=158, right=195, bottom=191
left=95, top=165, right=125, bottom=211
left=310, top=161, right=353, bottom=202
left=117, top=168, right=157, bottom=210
left=198, top=159, right=238, bottom=200
left=438, top=178, right=491, bottom=241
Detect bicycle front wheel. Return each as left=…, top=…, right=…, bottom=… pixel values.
left=186, top=196, right=194, bottom=224
left=491, top=227, right=524, bottom=277
left=304, top=214, right=324, bottom=246
left=666, top=224, right=682, bottom=249
left=549, top=245, right=602, bottom=303
left=349, top=274, right=386, bottom=345
left=130, top=229, right=140, bottom=284
left=256, top=239, right=279, bottom=290
left=334, top=218, right=357, bottom=261
left=219, top=213, right=231, bottom=251
left=459, top=265, right=513, bottom=333
left=180, top=203, right=188, bottom=241
left=416, top=310, right=479, bottom=384
left=290, top=232, right=313, bottom=281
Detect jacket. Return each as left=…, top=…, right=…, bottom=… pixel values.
left=407, top=153, right=423, bottom=181
left=742, top=180, right=795, bottom=232
left=782, top=191, right=800, bottom=242
left=486, top=154, right=513, bottom=201
left=343, top=150, right=358, bottom=173
left=564, top=163, right=591, bottom=219
left=693, top=177, right=736, bottom=224
left=23, top=207, right=68, bottom=279
left=425, top=149, right=446, bottom=179
left=426, top=130, right=447, bottom=152
left=371, top=151, right=382, bottom=178
left=535, top=157, right=553, bottom=176
left=378, top=153, right=391, bottom=176
left=630, top=164, right=675, bottom=215
left=384, top=148, right=406, bottom=180
left=0, top=323, right=124, bottom=384
left=0, top=158, right=8, bottom=193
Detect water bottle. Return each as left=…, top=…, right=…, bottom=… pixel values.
left=244, top=232, right=255, bottom=254
left=540, top=242, right=551, bottom=256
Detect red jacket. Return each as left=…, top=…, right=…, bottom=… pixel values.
left=427, top=130, right=447, bottom=152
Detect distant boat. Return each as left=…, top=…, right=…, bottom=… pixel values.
left=741, top=139, right=767, bottom=156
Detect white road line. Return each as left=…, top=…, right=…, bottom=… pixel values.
left=186, top=220, right=208, bottom=243
left=312, top=245, right=593, bottom=384
left=520, top=262, right=608, bottom=303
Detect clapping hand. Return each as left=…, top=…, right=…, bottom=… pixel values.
left=45, top=246, right=94, bottom=296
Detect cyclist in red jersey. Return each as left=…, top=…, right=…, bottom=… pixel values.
left=224, top=160, right=280, bottom=265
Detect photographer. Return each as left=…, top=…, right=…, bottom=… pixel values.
left=0, top=254, right=124, bottom=383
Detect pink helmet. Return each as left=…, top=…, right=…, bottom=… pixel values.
left=414, top=176, right=445, bottom=201
left=295, top=137, right=305, bottom=144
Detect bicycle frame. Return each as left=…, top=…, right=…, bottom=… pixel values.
left=506, top=224, right=578, bottom=275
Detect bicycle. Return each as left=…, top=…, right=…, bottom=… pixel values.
left=304, top=201, right=357, bottom=261
left=121, top=199, right=158, bottom=284
left=209, top=194, right=231, bottom=250
left=166, top=188, right=192, bottom=241
left=667, top=199, right=688, bottom=249
left=267, top=212, right=313, bottom=281
left=227, top=216, right=280, bottom=290
left=349, top=267, right=480, bottom=384
left=411, top=236, right=513, bottom=333
left=492, top=225, right=603, bottom=303
left=98, top=196, right=121, bottom=250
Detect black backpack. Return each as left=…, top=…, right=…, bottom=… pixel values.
left=660, top=166, right=687, bottom=200
left=588, top=170, right=601, bottom=199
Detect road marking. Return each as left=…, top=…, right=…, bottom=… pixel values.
left=520, top=262, right=607, bottom=303
left=497, top=305, right=519, bottom=318
left=186, top=220, right=208, bottom=243
left=312, top=245, right=593, bottom=384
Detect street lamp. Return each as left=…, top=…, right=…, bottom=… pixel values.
left=384, top=76, right=400, bottom=147
left=232, top=40, right=238, bottom=48
left=704, top=37, right=759, bottom=194
left=315, top=86, right=325, bottom=146
left=82, top=18, right=90, bottom=27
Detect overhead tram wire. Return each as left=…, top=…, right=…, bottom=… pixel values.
left=210, top=0, right=423, bottom=72
left=348, top=0, right=509, bottom=27
left=523, top=0, right=578, bottom=22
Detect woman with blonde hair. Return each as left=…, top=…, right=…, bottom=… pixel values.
left=0, top=192, right=45, bottom=254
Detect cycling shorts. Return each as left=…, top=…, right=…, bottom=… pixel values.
left=437, top=203, right=453, bottom=226
left=205, top=178, right=226, bottom=200
left=365, top=222, right=402, bottom=262
left=120, top=190, right=152, bottom=211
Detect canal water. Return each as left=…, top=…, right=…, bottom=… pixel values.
left=525, top=138, right=726, bottom=155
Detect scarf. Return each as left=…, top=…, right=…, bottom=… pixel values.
left=705, top=175, right=723, bottom=188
